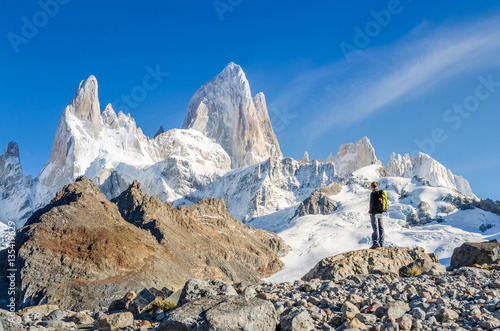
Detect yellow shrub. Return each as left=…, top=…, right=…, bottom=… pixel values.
left=141, top=298, right=177, bottom=313
left=406, top=266, right=422, bottom=277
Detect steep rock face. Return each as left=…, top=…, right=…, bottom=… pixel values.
left=302, top=247, right=444, bottom=281
left=182, top=63, right=282, bottom=168
left=33, top=95, right=156, bottom=210
left=0, top=142, right=32, bottom=226
left=0, top=142, right=23, bottom=197
left=387, top=152, right=475, bottom=198
left=2, top=177, right=286, bottom=311
left=187, top=157, right=338, bottom=221
left=334, top=137, right=377, bottom=177
left=294, top=191, right=338, bottom=218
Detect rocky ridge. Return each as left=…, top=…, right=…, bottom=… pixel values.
left=0, top=176, right=287, bottom=312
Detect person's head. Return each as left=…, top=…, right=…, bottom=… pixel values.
left=371, top=182, right=378, bottom=191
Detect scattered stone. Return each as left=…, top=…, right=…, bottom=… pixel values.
left=346, top=317, right=367, bottom=330
left=412, top=307, right=426, bottom=320
left=355, top=313, right=377, bottom=324
left=436, top=308, right=459, bottom=322
left=480, top=318, right=500, bottom=330
left=342, top=301, right=360, bottom=313
left=396, top=315, right=412, bottom=330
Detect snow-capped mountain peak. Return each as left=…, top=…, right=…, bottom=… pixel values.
left=0, top=142, right=23, bottom=198
left=334, top=137, right=377, bottom=177
left=182, top=62, right=282, bottom=168
left=386, top=152, right=476, bottom=198
left=67, top=75, right=102, bottom=136
left=0, top=142, right=32, bottom=227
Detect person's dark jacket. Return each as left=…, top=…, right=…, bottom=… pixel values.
left=369, top=190, right=380, bottom=214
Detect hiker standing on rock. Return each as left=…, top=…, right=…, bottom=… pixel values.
left=369, top=181, right=388, bottom=249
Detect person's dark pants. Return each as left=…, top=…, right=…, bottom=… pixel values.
left=370, top=213, right=384, bottom=246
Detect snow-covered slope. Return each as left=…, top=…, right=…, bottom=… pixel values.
left=387, top=152, right=476, bottom=198
left=186, top=157, right=338, bottom=221
left=249, top=164, right=500, bottom=283
left=183, top=62, right=282, bottom=168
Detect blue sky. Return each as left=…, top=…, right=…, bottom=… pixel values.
left=1, top=0, right=499, bottom=200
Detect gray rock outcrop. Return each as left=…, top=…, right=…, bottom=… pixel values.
left=406, top=201, right=433, bottom=227
left=294, top=191, right=338, bottom=218
left=178, top=279, right=237, bottom=306
left=451, top=240, right=500, bottom=269
left=302, top=246, right=444, bottom=281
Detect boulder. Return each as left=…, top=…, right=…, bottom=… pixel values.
left=159, top=295, right=277, bottom=331
left=94, top=312, right=134, bottom=331
left=0, top=309, right=23, bottom=331
left=179, top=279, right=237, bottom=306
left=67, top=312, right=95, bottom=325
left=302, top=246, right=444, bottom=282
left=375, top=301, right=410, bottom=319
left=279, top=307, right=314, bottom=331
left=127, top=288, right=158, bottom=314
left=451, top=240, right=500, bottom=268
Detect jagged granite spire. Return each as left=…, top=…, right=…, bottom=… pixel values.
left=154, top=126, right=165, bottom=138
left=334, top=137, right=377, bottom=177
left=0, top=142, right=23, bottom=198
left=67, top=75, right=102, bottom=136
left=0, top=142, right=32, bottom=226
left=182, top=62, right=282, bottom=168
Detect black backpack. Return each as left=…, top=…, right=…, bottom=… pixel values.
left=373, top=190, right=388, bottom=213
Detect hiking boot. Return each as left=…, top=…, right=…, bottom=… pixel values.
left=369, top=244, right=380, bottom=249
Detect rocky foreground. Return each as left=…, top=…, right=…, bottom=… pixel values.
left=2, top=242, right=500, bottom=331
left=1, top=265, right=500, bottom=331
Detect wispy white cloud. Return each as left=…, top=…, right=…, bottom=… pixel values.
left=272, top=13, right=500, bottom=140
